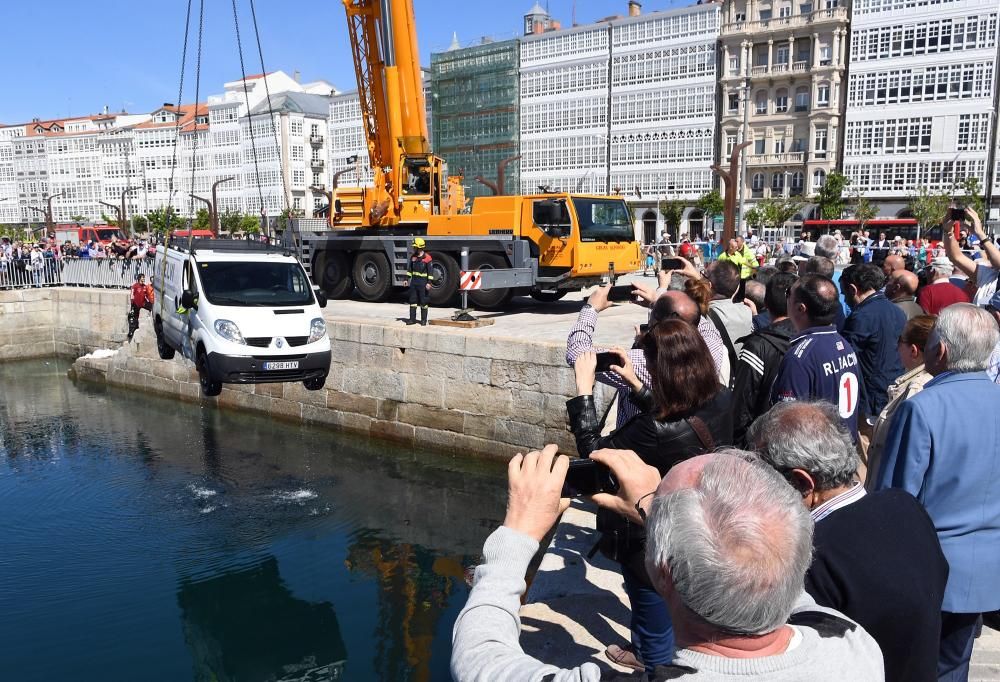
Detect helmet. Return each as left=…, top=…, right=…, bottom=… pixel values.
left=412, top=237, right=426, bottom=249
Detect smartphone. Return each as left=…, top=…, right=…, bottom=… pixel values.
left=560, top=459, right=620, bottom=498
left=607, top=285, right=635, bottom=302
left=595, top=351, right=619, bottom=373
left=661, top=257, right=684, bottom=271
left=638, top=323, right=650, bottom=335
left=950, top=206, right=966, bottom=223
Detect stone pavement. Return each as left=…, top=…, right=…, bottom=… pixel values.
left=522, top=504, right=1000, bottom=680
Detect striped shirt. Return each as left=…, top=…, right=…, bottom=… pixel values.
left=811, top=482, right=867, bottom=523
left=565, top=306, right=726, bottom=426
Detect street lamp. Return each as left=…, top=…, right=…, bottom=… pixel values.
left=312, top=155, right=358, bottom=224
left=120, top=185, right=140, bottom=236
left=210, top=176, right=236, bottom=236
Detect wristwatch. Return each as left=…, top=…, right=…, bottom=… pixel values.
left=982, top=236, right=994, bottom=245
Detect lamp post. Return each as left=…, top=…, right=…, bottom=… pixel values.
left=34, top=191, right=68, bottom=236
left=98, top=201, right=124, bottom=231
left=210, top=176, right=235, bottom=236
left=189, top=193, right=213, bottom=232
left=312, top=155, right=358, bottom=225
left=120, top=186, right=140, bottom=236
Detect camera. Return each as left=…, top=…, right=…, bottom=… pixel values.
left=595, top=351, right=619, bottom=373
left=661, top=257, right=684, bottom=271
left=561, top=459, right=620, bottom=497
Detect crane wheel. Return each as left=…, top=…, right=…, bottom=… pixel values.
left=467, top=252, right=514, bottom=310
left=352, top=250, right=392, bottom=302
left=427, top=251, right=459, bottom=307
left=315, top=251, right=353, bottom=299
left=530, top=290, right=567, bottom=303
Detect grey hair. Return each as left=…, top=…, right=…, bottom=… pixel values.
left=645, top=450, right=813, bottom=635
left=815, top=235, right=839, bottom=259
left=935, top=303, right=1000, bottom=372
left=747, top=401, right=859, bottom=490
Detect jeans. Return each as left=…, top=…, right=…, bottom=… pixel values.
left=621, top=561, right=674, bottom=672
left=938, top=612, right=981, bottom=681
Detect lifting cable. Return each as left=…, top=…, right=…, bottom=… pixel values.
left=186, top=0, right=206, bottom=253
left=247, top=0, right=292, bottom=230
left=231, top=0, right=267, bottom=230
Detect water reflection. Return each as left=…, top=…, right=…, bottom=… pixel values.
left=0, top=360, right=507, bottom=681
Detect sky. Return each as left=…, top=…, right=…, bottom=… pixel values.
left=0, top=0, right=688, bottom=125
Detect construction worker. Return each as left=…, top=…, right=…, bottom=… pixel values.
left=405, top=238, right=434, bottom=326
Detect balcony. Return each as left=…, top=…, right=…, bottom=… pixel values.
left=309, top=134, right=324, bottom=145
left=310, top=159, right=325, bottom=169
left=747, top=152, right=806, bottom=166
left=722, top=5, right=848, bottom=34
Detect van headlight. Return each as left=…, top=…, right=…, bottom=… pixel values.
left=214, top=319, right=246, bottom=345
left=308, top=317, right=327, bottom=344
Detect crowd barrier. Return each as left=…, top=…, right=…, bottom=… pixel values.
left=0, top=257, right=157, bottom=291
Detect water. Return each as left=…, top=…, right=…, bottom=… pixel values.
left=0, top=360, right=508, bottom=682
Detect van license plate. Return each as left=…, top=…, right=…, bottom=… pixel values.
left=263, top=361, right=299, bottom=370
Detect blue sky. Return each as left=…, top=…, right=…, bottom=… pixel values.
left=0, top=0, right=687, bottom=125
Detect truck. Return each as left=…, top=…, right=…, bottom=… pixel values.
left=152, top=239, right=332, bottom=397
left=54, top=224, right=125, bottom=246
left=298, top=0, right=642, bottom=310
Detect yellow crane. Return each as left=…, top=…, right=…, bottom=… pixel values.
left=301, top=0, right=643, bottom=309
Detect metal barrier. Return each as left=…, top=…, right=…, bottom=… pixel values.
left=0, top=257, right=156, bottom=291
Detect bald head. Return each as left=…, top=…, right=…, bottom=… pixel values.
left=888, top=269, right=918, bottom=299
left=652, top=290, right=700, bottom=327
left=882, top=254, right=905, bottom=276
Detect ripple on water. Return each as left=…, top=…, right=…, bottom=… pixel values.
left=271, top=489, right=317, bottom=503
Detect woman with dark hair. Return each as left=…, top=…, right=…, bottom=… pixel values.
left=567, top=319, right=733, bottom=674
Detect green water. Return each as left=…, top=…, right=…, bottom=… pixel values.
left=0, top=359, right=507, bottom=682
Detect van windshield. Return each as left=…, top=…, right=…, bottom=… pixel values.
left=572, top=198, right=635, bottom=242
left=197, top=261, right=315, bottom=307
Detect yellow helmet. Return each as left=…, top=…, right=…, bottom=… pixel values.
left=412, top=237, right=426, bottom=249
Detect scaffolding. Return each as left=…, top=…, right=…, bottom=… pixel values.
left=430, top=39, right=520, bottom=199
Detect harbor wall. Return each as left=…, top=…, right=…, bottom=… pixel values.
left=2, top=287, right=604, bottom=459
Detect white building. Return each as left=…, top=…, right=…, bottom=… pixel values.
left=517, top=1, right=722, bottom=240
left=328, top=92, right=374, bottom=189
left=843, top=0, right=999, bottom=216
left=0, top=125, right=23, bottom=225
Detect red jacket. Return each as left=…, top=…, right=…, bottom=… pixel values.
left=130, top=282, right=149, bottom=307
left=917, top=280, right=970, bottom=316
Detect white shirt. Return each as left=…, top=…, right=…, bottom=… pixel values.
left=973, top=263, right=999, bottom=307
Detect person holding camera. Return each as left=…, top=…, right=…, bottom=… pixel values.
left=565, top=320, right=733, bottom=673
left=450, top=446, right=884, bottom=681
left=942, top=206, right=1000, bottom=307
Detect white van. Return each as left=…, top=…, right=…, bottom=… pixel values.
left=152, top=239, right=331, bottom=397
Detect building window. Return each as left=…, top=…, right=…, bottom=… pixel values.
left=791, top=171, right=805, bottom=192
left=775, top=89, right=789, bottom=112
left=817, top=84, right=831, bottom=107
left=755, top=91, right=768, bottom=114
left=820, top=46, right=832, bottom=65
left=313, top=172, right=322, bottom=186
left=815, top=128, right=828, bottom=158
left=752, top=173, right=765, bottom=190
left=728, top=93, right=740, bottom=112
left=735, top=12, right=746, bottom=21
left=776, top=46, right=790, bottom=64
left=726, top=134, right=737, bottom=154
left=774, top=138, right=786, bottom=154
left=795, top=87, right=810, bottom=111
left=825, top=0, right=838, bottom=7
left=813, top=169, right=827, bottom=188
left=800, top=2, right=813, bottom=12
left=772, top=173, right=786, bottom=190
left=760, top=8, right=773, bottom=20
left=729, top=56, right=740, bottom=74
left=754, top=139, right=766, bottom=154
left=293, top=197, right=302, bottom=210
left=779, top=5, right=792, bottom=17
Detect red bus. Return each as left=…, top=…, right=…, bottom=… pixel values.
left=801, top=218, right=943, bottom=244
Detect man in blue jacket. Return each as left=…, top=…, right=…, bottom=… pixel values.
left=840, top=264, right=906, bottom=460
left=876, top=303, right=1000, bottom=681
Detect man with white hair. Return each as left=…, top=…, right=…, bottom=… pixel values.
left=451, top=445, right=884, bottom=681
left=750, top=401, right=947, bottom=682
left=876, top=304, right=1000, bottom=680
left=917, top=257, right=970, bottom=315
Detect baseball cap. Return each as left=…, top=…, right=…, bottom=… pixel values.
left=931, top=257, right=954, bottom=275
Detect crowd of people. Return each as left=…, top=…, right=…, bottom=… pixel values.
left=452, top=208, right=1000, bottom=681
left=0, top=235, right=157, bottom=289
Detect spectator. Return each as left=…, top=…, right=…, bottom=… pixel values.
left=775, top=256, right=799, bottom=275
left=754, top=264, right=777, bottom=285
left=986, top=291, right=1000, bottom=384
left=451, top=447, right=884, bottom=681
left=917, top=257, right=970, bottom=315
left=566, top=281, right=724, bottom=427
left=770, top=274, right=861, bottom=439
left=749, top=401, right=947, bottom=682
left=567, top=321, right=733, bottom=672
left=804, top=256, right=847, bottom=330
left=839, top=264, right=906, bottom=462
left=872, top=232, right=891, bottom=266
left=876, top=304, right=1000, bottom=680
left=884, top=270, right=923, bottom=320
left=942, top=207, right=1000, bottom=307
left=881, top=254, right=905, bottom=278
left=705, top=259, right=752, bottom=354
left=732, top=272, right=798, bottom=446
left=743, top=279, right=767, bottom=329
left=867, top=314, right=936, bottom=486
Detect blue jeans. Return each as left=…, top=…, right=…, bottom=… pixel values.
left=621, top=561, right=674, bottom=672
left=938, top=612, right=981, bottom=681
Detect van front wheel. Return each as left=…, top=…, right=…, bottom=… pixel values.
left=196, top=349, right=222, bottom=397
left=303, top=375, right=326, bottom=391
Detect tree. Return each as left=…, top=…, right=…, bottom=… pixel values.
left=69, top=215, right=86, bottom=223
left=131, top=215, right=149, bottom=234
left=814, top=171, right=851, bottom=220
left=100, top=211, right=117, bottom=227
left=657, top=199, right=684, bottom=235
left=743, top=205, right=766, bottom=232
left=759, top=196, right=802, bottom=229
left=908, top=186, right=950, bottom=239
left=957, top=176, right=985, bottom=219
left=849, top=192, right=878, bottom=233
left=193, top=208, right=211, bottom=231
left=219, top=210, right=242, bottom=235
left=696, top=190, right=724, bottom=221
left=240, top=214, right=262, bottom=235
left=146, top=207, right=180, bottom=235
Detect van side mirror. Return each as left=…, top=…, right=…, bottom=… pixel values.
left=181, top=290, right=197, bottom=310
left=315, top=288, right=328, bottom=309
